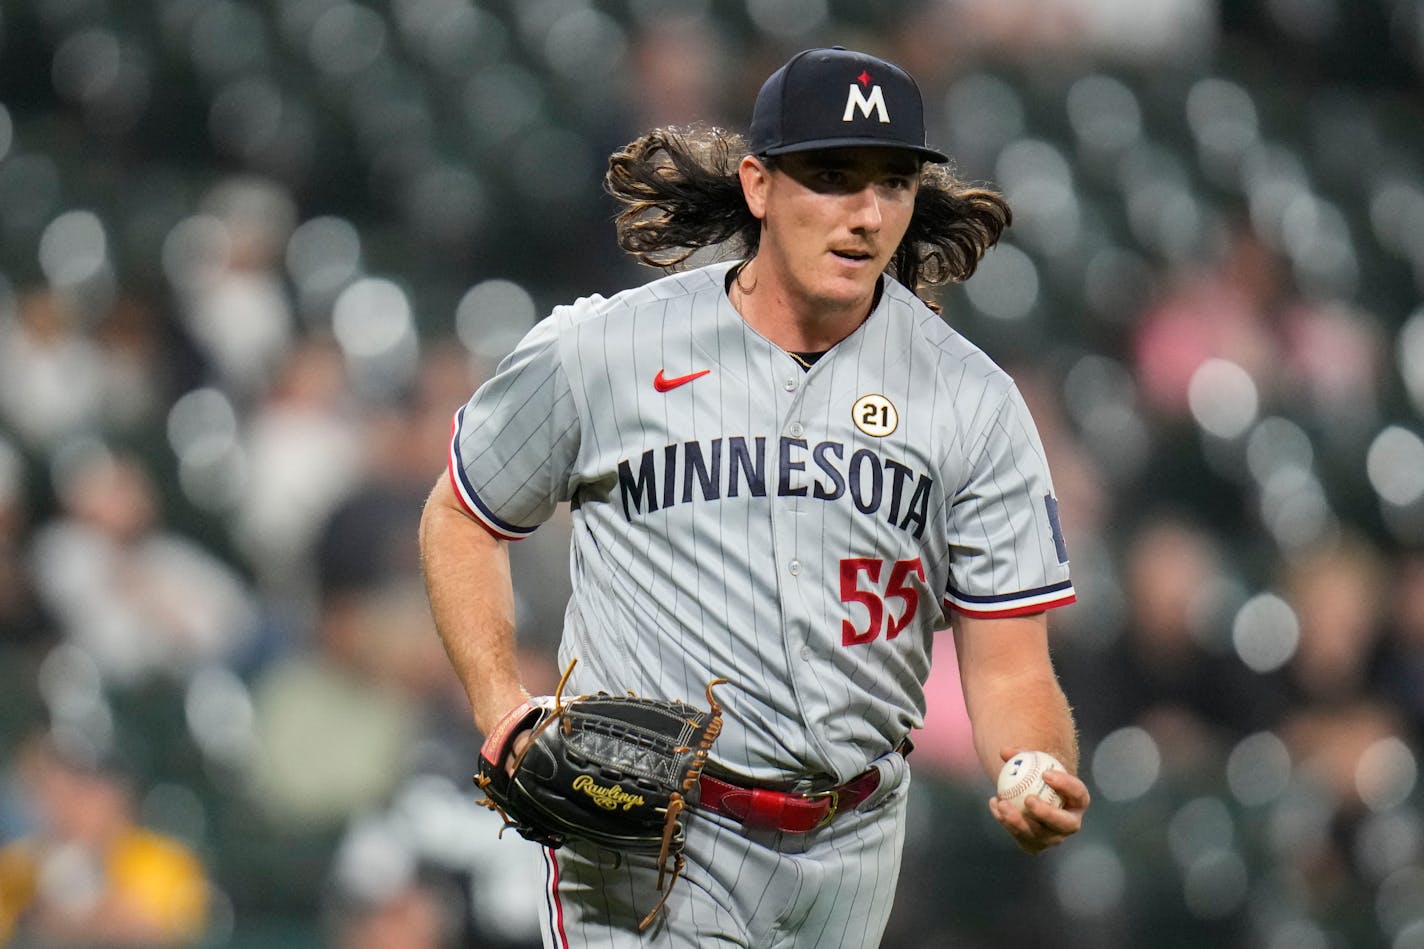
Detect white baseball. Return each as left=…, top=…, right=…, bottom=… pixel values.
left=996, top=751, right=1065, bottom=812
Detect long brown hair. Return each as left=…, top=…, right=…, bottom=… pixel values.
left=604, top=125, right=1012, bottom=308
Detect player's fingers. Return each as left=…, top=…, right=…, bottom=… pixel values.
left=1017, top=813, right=1076, bottom=853
left=991, top=798, right=1063, bottom=854
left=991, top=788, right=1084, bottom=843
left=1020, top=832, right=1069, bottom=854
left=1023, top=792, right=1084, bottom=838
left=989, top=795, right=1028, bottom=829
left=990, top=796, right=1051, bottom=848
left=505, top=730, right=534, bottom=777
left=1042, top=769, right=1091, bottom=812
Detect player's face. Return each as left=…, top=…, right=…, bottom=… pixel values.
left=744, top=147, right=920, bottom=317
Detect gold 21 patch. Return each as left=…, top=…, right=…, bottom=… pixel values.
left=852, top=394, right=898, bottom=437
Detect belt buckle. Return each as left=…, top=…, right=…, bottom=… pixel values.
left=809, top=788, right=840, bottom=828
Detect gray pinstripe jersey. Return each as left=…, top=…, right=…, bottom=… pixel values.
left=449, top=260, right=1075, bottom=785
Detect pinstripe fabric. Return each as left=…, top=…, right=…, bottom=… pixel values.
left=450, top=260, right=1074, bottom=785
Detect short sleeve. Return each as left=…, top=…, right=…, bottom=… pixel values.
left=447, top=313, right=580, bottom=539
left=943, top=384, right=1075, bottom=618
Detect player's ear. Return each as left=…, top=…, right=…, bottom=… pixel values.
left=739, top=155, right=771, bottom=221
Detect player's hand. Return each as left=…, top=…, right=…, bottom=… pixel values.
left=476, top=690, right=535, bottom=777
left=988, top=746, right=1090, bottom=854
left=505, top=729, right=533, bottom=778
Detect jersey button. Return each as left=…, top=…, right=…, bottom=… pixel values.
left=784, top=378, right=797, bottom=392
left=789, top=422, right=804, bottom=437
left=800, top=645, right=813, bottom=661
left=789, top=560, right=800, bottom=575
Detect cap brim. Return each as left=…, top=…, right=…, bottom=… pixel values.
left=759, top=137, right=949, bottom=164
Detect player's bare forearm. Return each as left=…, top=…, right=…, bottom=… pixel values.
left=419, top=474, right=529, bottom=735
left=953, top=612, right=1078, bottom=776
left=954, top=611, right=1088, bottom=851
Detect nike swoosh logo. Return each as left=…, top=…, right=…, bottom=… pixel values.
left=654, top=368, right=710, bottom=392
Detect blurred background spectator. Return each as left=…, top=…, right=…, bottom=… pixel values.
left=0, top=729, right=210, bottom=947
left=0, top=1, right=1421, bottom=946
left=28, top=444, right=259, bottom=686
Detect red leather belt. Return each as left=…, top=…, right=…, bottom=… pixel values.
left=696, top=766, right=883, bottom=834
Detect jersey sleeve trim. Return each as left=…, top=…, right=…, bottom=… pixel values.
left=943, top=579, right=1076, bottom=619
left=447, top=408, right=537, bottom=541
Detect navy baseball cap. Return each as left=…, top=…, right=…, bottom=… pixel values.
left=748, top=47, right=949, bottom=163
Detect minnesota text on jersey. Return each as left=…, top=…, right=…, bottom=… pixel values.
left=616, top=435, right=934, bottom=539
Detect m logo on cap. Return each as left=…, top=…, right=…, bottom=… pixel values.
left=842, top=71, right=890, bottom=124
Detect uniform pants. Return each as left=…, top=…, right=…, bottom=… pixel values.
left=536, top=761, right=910, bottom=948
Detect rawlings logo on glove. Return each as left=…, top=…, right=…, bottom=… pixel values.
left=572, top=775, right=647, bottom=811
left=474, top=659, right=727, bottom=929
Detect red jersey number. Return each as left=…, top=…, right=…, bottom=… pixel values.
left=840, top=557, right=926, bottom=646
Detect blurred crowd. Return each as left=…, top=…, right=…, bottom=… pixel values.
left=0, top=0, right=1422, bottom=947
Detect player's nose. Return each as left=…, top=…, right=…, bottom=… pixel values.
left=845, top=185, right=883, bottom=232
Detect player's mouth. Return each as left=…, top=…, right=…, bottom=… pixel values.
left=831, top=249, right=875, bottom=264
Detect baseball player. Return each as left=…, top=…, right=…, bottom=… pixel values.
left=420, top=46, right=1090, bottom=947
